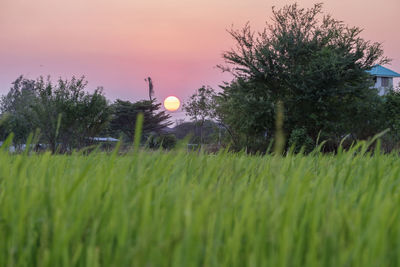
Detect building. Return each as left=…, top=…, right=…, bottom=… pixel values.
left=366, top=65, right=400, bottom=95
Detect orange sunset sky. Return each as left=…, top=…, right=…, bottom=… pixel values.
left=1, top=0, right=399, bottom=108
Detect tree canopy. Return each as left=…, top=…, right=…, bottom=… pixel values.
left=1, top=76, right=111, bottom=152
left=0, top=75, right=174, bottom=152
left=109, top=99, right=171, bottom=141
left=183, top=86, right=217, bottom=143
left=216, top=3, right=388, bottom=152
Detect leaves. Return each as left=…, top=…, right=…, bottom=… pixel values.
left=0, top=76, right=111, bottom=152
left=183, top=86, right=217, bottom=144
left=216, top=3, right=387, bottom=152
left=183, top=86, right=217, bottom=124
left=109, top=99, right=172, bottom=141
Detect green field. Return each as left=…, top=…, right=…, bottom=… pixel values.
left=0, top=144, right=399, bottom=267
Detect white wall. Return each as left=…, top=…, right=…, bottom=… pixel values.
left=373, top=76, right=394, bottom=95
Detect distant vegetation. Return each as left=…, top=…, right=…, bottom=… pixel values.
left=1, top=3, right=400, bottom=267
left=0, top=76, right=175, bottom=152
left=1, top=3, right=400, bottom=154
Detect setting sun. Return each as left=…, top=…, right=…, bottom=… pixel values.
left=163, top=96, right=180, bottom=111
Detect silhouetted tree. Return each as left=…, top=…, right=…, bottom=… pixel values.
left=1, top=76, right=111, bottom=152
left=183, top=86, right=217, bottom=143
left=0, top=76, right=36, bottom=145
left=216, top=3, right=388, bottom=151
left=110, top=99, right=171, bottom=141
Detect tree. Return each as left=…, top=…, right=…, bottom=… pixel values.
left=381, top=84, right=400, bottom=150
left=183, top=86, right=217, bottom=143
left=1, top=76, right=111, bottom=152
left=217, top=3, right=388, bottom=152
left=109, top=99, right=171, bottom=142
left=173, top=120, right=224, bottom=144
left=147, top=133, right=177, bottom=150
left=215, top=79, right=275, bottom=151
left=33, top=76, right=111, bottom=152
left=0, top=76, right=37, bottom=145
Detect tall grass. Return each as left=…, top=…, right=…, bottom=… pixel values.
left=0, top=143, right=399, bottom=266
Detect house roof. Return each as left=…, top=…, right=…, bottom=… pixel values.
left=366, top=65, right=400, bottom=78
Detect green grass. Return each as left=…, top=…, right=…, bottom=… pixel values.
left=0, top=144, right=400, bottom=266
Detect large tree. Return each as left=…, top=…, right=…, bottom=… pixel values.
left=217, top=3, right=388, bottom=151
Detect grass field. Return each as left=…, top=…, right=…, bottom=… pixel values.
left=0, top=142, right=400, bottom=266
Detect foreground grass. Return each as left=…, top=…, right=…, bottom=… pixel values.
left=0, top=146, right=399, bottom=267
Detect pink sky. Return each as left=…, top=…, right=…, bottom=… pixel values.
left=1, top=0, right=399, bottom=119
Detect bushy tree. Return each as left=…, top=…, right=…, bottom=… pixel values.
left=0, top=76, right=37, bottom=145
left=147, top=133, right=177, bottom=150
left=217, top=3, right=388, bottom=152
left=109, top=99, right=171, bottom=142
left=32, top=77, right=110, bottom=152
left=288, top=127, right=315, bottom=153
left=381, top=85, right=400, bottom=150
left=173, top=120, right=224, bottom=144
left=183, top=86, right=217, bottom=143
left=216, top=79, right=275, bottom=151
left=1, top=76, right=111, bottom=152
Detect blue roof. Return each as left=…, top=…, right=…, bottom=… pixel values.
left=366, top=65, right=400, bottom=78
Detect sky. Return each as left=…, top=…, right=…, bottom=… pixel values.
left=1, top=0, right=399, bottom=120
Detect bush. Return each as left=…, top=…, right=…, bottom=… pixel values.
left=288, top=127, right=315, bottom=153
left=147, top=133, right=177, bottom=150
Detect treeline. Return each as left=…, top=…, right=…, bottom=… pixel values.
left=185, top=84, right=400, bottom=153
left=0, top=76, right=173, bottom=152
left=3, top=3, right=400, bottom=154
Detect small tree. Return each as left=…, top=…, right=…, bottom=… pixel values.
left=381, top=84, right=400, bottom=150
left=110, top=99, right=171, bottom=142
left=0, top=76, right=37, bottom=145
left=1, top=76, right=111, bottom=152
left=183, top=86, right=216, bottom=143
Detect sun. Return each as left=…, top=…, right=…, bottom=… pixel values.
left=163, top=96, right=180, bottom=111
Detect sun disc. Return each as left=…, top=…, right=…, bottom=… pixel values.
left=164, top=96, right=180, bottom=111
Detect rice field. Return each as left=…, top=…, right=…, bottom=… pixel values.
left=0, top=141, right=400, bottom=266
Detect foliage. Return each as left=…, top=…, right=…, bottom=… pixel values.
left=173, top=120, right=224, bottom=144
left=1, top=142, right=400, bottom=266
left=147, top=133, right=177, bottom=150
left=0, top=76, right=172, bottom=151
left=380, top=86, right=400, bottom=149
left=217, top=3, right=388, bottom=152
left=215, top=79, right=275, bottom=151
left=183, top=86, right=216, bottom=123
left=109, top=99, right=171, bottom=141
left=0, top=76, right=110, bottom=152
left=34, top=77, right=110, bottom=152
left=288, top=127, right=314, bottom=153
left=183, top=86, right=217, bottom=143
left=0, top=76, right=37, bottom=144
left=348, top=88, right=385, bottom=140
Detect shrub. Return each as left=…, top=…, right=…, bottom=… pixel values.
left=288, top=127, right=315, bottom=153
left=147, top=133, right=177, bottom=150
